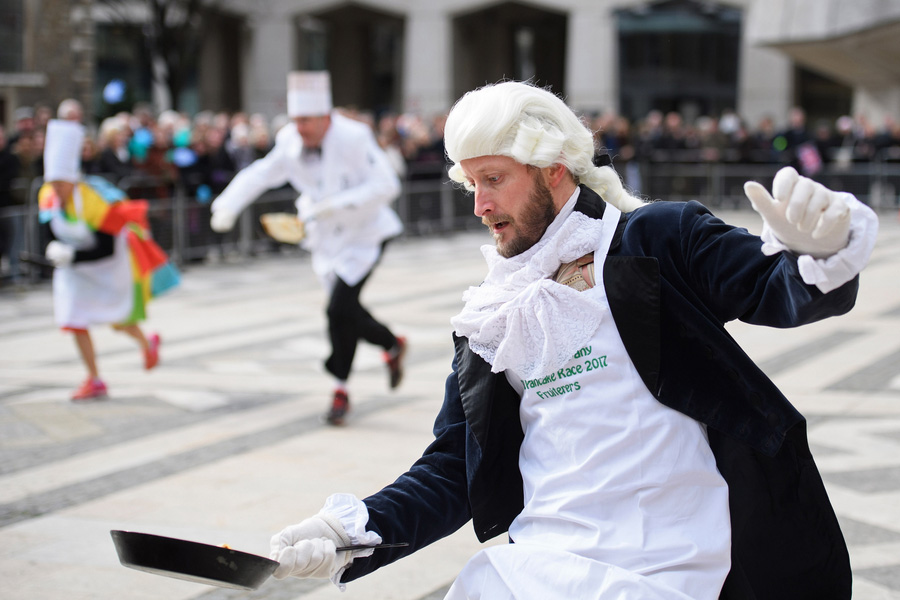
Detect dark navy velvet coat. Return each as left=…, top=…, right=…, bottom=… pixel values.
left=342, top=186, right=854, bottom=599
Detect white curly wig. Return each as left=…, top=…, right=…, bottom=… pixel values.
left=445, top=81, right=644, bottom=212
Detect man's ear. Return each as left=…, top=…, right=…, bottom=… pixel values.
left=544, top=162, right=571, bottom=189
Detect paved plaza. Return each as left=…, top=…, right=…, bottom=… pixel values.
left=2, top=208, right=900, bottom=600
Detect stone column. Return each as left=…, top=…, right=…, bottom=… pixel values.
left=70, top=0, right=95, bottom=119
left=242, top=13, right=295, bottom=117
left=565, top=3, right=618, bottom=115
left=402, top=6, right=452, bottom=115
left=740, top=0, right=796, bottom=129
left=737, top=45, right=793, bottom=129
left=854, top=87, right=900, bottom=129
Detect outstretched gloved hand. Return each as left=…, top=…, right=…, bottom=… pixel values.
left=298, top=194, right=334, bottom=222
left=45, top=241, right=75, bottom=267
left=210, top=210, right=238, bottom=233
left=743, top=166, right=851, bottom=259
left=269, top=513, right=353, bottom=580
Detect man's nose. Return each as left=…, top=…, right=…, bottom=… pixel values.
left=473, top=189, right=493, bottom=217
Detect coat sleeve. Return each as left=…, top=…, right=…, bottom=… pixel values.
left=44, top=221, right=114, bottom=263
left=340, top=365, right=473, bottom=582
left=73, top=231, right=115, bottom=263
left=651, top=200, right=858, bottom=328
left=210, top=139, right=294, bottom=216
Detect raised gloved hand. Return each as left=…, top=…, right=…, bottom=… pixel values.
left=743, top=166, right=851, bottom=259
left=269, top=513, right=353, bottom=580
left=45, top=241, right=75, bottom=267
left=297, top=194, right=334, bottom=222
left=210, top=210, right=238, bottom=233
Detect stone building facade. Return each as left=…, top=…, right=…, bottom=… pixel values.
left=0, top=0, right=94, bottom=129
left=1, top=0, right=898, bottom=131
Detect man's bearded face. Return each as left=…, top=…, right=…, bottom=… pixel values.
left=483, top=167, right=557, bottom=258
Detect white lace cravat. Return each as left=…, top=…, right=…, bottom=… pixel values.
left=451, top=198, right=612, bottom=380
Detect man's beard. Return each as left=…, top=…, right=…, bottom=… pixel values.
left=486, top=172, right=557, bottom=258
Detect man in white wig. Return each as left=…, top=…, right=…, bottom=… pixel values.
left=266, top=81, right=877, bottom=599
left=40, top=119, right=176, bottom=400
left=210, top=71, right=406, bottom=426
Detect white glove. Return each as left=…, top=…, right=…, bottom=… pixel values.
left=297, top=194, right=334, bottom=222
left=743, top=166, right=851, bottom=259
left=269, top=513, right=353, bottom=580
left=210, top=210, right=238, bottom=233
left=45, top=241, right=75, bottom=267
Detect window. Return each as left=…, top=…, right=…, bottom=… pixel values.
left=0, top=0, right=24, bottom=72
left=617, top=0, right=742, bottom=121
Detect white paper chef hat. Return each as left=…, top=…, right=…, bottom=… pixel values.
left=287, top=71, right=333, bottom=117
left=43, top=119, right=85, bottom=183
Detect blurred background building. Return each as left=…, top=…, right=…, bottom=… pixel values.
left=2, top=0, right=899, bottom=129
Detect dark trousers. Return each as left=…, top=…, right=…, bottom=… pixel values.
left=324, top=267, right=397, bottom=381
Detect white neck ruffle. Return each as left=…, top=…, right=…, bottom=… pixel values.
left=451, top=200, right=610, bottom=379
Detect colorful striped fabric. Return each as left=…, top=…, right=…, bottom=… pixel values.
left=38, top=177, right=179, bottom=323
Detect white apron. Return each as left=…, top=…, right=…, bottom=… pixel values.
left=446, top=204, right=731, bottom=600
left=50, top=187, right=133, bottom=329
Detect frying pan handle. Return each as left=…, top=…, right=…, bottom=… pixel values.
left=335, top=542, right=409, bottom=551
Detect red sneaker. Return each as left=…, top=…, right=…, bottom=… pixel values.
left=326, top=389, right=350, bottom=426
left=383, top=336, right=407, bottom=390
left=144, top=333, right=160, bottom=370
left=71, top=378, right=107, bottom=402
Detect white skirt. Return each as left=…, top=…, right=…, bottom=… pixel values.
left=53, top=232, right=134, bottom=329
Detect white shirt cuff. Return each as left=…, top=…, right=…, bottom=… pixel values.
left=320, top=492, right=382, bottom=589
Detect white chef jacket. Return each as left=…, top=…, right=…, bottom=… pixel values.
left=211, top=112, right=403, bottom=289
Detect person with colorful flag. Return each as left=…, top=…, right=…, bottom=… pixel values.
left=39, top=119, right=179, bottom=401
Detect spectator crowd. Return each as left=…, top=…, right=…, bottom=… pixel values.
left=4, top=101, right=900, bottom=206
left=2, top=99, right=900, bottom=287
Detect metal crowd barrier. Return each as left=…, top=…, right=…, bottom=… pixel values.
left=2, top=161, right=899, bottom=286
left=636, top=160, right=900, bottom=209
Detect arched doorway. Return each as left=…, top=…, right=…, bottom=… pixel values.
left=452, top=2, right=567, bottom=99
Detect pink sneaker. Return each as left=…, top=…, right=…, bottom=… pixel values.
left=71, top=378, right=107, bottom=402
left=144, top=333, right=160, bottom=370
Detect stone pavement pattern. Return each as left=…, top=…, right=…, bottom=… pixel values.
left=1, top=209, right=899, bottom=599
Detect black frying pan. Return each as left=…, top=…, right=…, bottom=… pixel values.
left=110, top=530, right=407, bottom=590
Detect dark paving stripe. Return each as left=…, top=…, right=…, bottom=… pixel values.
left=193, top=575, right=452, bottom=600
left=0, top=393, right=294, bottom=475
left=195, top=576, right=327, bottom=599
left=837, top=516, right=900, bottom=545
left=0, top=394, right=411, bottom=530
left=3, top=319, right=322, bottom=371
left=823, top=465, right=900, bottom=494
left=757, top=330, right=866, bottom=377
left=827, top=347, right=900, bottom=392
left=417, top=583, right=453, bottom=599
left=855, top=565, right=900, bottom=592
left=882, top=302, right=900, bottom=318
